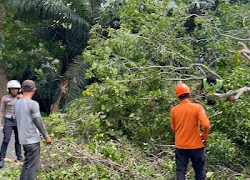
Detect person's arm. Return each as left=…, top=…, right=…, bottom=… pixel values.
left=0, top=97, right=6, bottom=128
left=170, top=108, right=175, bottom=132
left=31, top=102, right=51, bottom=144
left=33, top=116, right=49, bottom=140
left=198, top=80, right=205, bottom=96
left=198, top=106, right=210, bottom=141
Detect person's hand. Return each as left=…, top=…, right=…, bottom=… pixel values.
left=202, top=139, right=207, bottom=146
left=46, top=136, right=52, bottom=145
left=0, top=124, right=3, bottom=130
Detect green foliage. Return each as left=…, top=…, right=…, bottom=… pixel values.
left=205, top=66, right=250, bottom=154
left=1, top=0, right=128, bottom=110
left=80, top=0, right=249, bottom=178
left=206, top=131, right=238, bottom=164
left=82, top=0, right=198, bottom=142
left=0, top=166, right=21, bottom=179
left=208, top=100, right=250, bottom=153
left=224, top=67, right=250, bottom=90
left=36, top=137, right=176, bottom=179
left=97, top=0, right=124, bottom=28
left=1, top=99, right=249, bottom=179
left=1, top=19, right=57, bottom=78
left=45, top=99, right=103, bottom=142
left=64, top=56, right=89, bottom=102
left=1, top=0, right=250, bottom=179
left=13, top=103, right=177, bottom=179
left=16, top=0, right=90, bottom=36
left=0, top=13, right=61, bottom=112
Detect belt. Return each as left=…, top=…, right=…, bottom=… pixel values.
left=5, top=115, right=15, bottom=119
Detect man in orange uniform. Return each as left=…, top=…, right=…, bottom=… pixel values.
left=170, top=83, right=210, bottom=180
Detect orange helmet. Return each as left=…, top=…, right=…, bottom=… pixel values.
left=175, top=83, right=191, bottom=97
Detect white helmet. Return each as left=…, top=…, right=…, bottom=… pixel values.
left=7, top=80, right=21, bottom=91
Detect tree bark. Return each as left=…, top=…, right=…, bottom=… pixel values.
left=214, top=87, right=250, bottom=101
left=0, top=5, right=8, bottom=100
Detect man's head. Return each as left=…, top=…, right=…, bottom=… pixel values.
left=22, top=80, right=36, bottom=96
left=207, top=75, right=217, bottom=85
left=175, top=83, right=191, bottom=100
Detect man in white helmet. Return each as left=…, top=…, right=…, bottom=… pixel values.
left=0, top=80, right=23, bottom=168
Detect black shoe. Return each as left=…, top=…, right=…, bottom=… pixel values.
left=0, top=159, right=4, bottom=168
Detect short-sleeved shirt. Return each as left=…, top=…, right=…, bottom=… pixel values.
left=14, top=98, right=42, bottom=145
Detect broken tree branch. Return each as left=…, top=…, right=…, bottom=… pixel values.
left=238, top=42, right=250, bottom=63
left=214, top=86, right=250, bottom=101
left=130, top=63, right=221, bottom=79
left=213, top=24, right=250, bottom=41
left=173, top=63, right=222, bottom=79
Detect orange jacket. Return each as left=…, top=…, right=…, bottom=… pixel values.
left=170, top=99, right=210, bottom=149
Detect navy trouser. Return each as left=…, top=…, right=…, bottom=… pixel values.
left=20, top=142, right=40, bottom=180
left=175, top=148, right=205, bottom=180
left=0, top=118, right=22, bottom=160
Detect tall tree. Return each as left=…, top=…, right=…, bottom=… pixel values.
left=0, top=3, right=9, bottom=100
left=1, top=0, right=124, bottom=112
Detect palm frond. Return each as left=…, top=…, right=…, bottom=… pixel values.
left=15, top=0, right=90, bottom=36
left=65, top=56, right=89, bottom=101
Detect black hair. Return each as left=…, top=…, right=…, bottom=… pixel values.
left=207, top=75, right=217, bottom=85
left=8, top=88, right=20, bottom=95
left=178, top=93, right=190, bottom=100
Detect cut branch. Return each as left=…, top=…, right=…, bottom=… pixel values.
left=163, top=77, right=203, bottom=81
left=238, top=42, right=250, bottom=63
left=172, top=63, right=222, bottom=79
left=130, top=63, right=221, bottom=79
left=214, top=86, right=250, bottom=101
left=213, top=24, right=250, bottom=41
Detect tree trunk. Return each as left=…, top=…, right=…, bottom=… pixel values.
left=0, top=5, right=8, bottom=100
left=0, top=5, right=5, bottom=23
left=0, top=69, right=8, bottom=99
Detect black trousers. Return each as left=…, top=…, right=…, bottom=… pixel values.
left=20, top=142, right=40, bottom=180
left=175, top=148, right=205, bottom=180
left=0, top=118, right=22, bottom=160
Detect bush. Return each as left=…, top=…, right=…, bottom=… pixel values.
left=206, top=131, right=238, bottom=164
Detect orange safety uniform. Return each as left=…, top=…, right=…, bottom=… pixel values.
left=170, top=99, right=210, bottom=149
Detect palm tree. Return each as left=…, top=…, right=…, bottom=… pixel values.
left=12, top=0, right=105, bottom=111
left=1, top=0, right=121, bottom=112
left=16, top=0, right=91, bottom=33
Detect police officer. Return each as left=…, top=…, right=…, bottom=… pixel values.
left=0, top=80, right=23, bottom=168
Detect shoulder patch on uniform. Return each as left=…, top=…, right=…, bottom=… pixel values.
left=32, top=112, right=41, bottom=118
